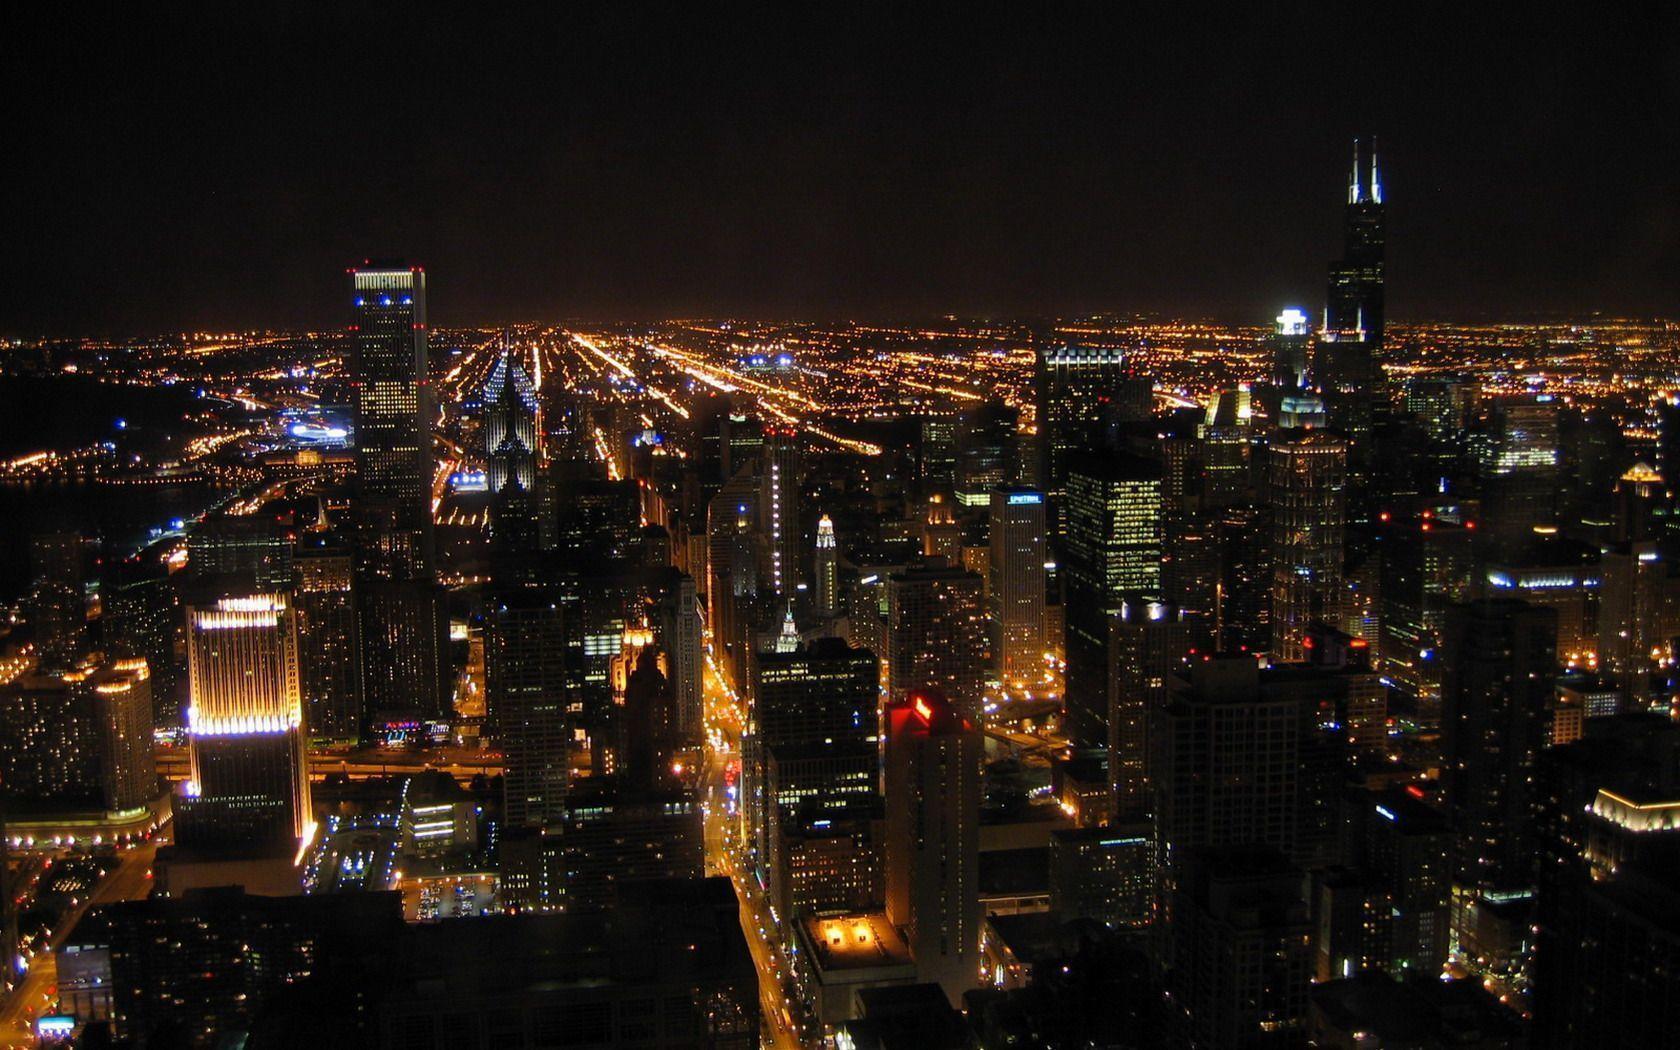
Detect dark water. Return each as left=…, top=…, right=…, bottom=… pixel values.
left=0, top=376, right=236, bottom=598
left=0, top=374, right=206, bottom=458
left=0, top=479, right=233, bottom=598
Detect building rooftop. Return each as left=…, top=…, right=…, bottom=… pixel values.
left=978, top=846, right=1049, bottom=898
left=801, top=912, right=912, bottom=972
left=1311, top=971, right=1525, bottom=1046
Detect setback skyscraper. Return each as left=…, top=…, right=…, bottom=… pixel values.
left=483, top=344, right=543, bottom=552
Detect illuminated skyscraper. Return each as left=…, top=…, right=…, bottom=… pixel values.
left=814, top=513, right=838, bottom=618
left=1480, top=397, right=1560, bottom=549
left=486, top=588, right=571, bottom=829
left=1062, top=451, right=1163, bottom=749
left=1035, top=345, right=1151, bottom=528
left=349, top=263, right=446, bottom=720
left=1378, top=507, right=1474, bottom=728
left=91, top=659, right=156, bottom=812
left=775, top=605, right=799, bottom=653
left=760, top=425, right=801, bottom=598
left=1317, top=139, right=1384, bottom=501
left=885, top=563, right=988, bottom=725
left=293, top=528, right=362, bottom=744
left=1324, top=138, right=1385, bottom=353
left=883, top=688, right=982, bottom=1006
left=349, top=263, right=433, bottom=576
left=483, top=345, right=542, bottom=551
left=0, top=654, right=155, bottom=812
left=1107, top=597, right=1191, bottom=819
left=1440, top=598, right=1556, bottom=967
left=1267, top=429, right=1347, bottom=663
left=26, top=532, right=87, bottom=670
left=1270, top=308, right=1313, bottom=392
left=1199, top=387, right=1254, bottom=508
left=746, top=637, right=878, bottom=887
left=955, top=401, right=1020, bottom=508
left=178, top=593, right=310, bottom=848
left=987, top=486, right=1047, bottom=683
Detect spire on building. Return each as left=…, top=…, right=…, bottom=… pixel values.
left=1348, top=138, right=1362, bottom=204
left=1369, top=135, right=1382, bottom=204
left=776, top=605, right=799, bottom=653
left=816, top=514, right=836, bottom=550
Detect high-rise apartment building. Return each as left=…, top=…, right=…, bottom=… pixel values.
left=883, top=689, right=982, bottom=1006
left=293, top=530, right=362, bottom=744
left=884, top=563, right=988, bottom=725
left=1268, top=428, right=1347, bottom=662
left=1106, top=597, right=1191, bottom=819
left=1166, top=845, right=1313, bottom=1049
left=1378, top=507, right=1474, bottom=728
left=1152, top=656, right=1301, bottom=871
left=485, top=588, right=571, bottom=829
left=746, top=637, right=878, bottom=886
left=987, top=486, right=1047, bottom=684
left=1440, top=598, right=1557, bottom=969
left=25, top=532, right=87, bottom=669
left=93, top=658, right=156, bottom=812
left=0, top=655, right=155, bottom=812
left=1321, top=787, right=1452, bottom=980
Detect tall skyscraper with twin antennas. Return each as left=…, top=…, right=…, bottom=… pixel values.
left=1324, top=137, right=1385, bottom=352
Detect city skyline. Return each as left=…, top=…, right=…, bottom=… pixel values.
left=3, top=9, right=1680, bottom=1049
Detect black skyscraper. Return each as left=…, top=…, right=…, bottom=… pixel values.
left=350, top=263, right=434, bottom=577
left=1318, top=138, right=1385, bottom=502
left=349, top=263, right=446, bottom=721
left=1324, top=138, right=1385, bottom=352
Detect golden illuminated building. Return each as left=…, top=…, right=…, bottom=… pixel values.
left=180, top=592, right=311, bottom=846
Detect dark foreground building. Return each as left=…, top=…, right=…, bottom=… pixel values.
left=373, top=878, right=759, bottom=1050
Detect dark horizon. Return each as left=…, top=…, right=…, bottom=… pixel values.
left=5, top=7, right=1678, bottom=337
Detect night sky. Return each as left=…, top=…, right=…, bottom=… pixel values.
left=6, top=6, right=1678, bottom=334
